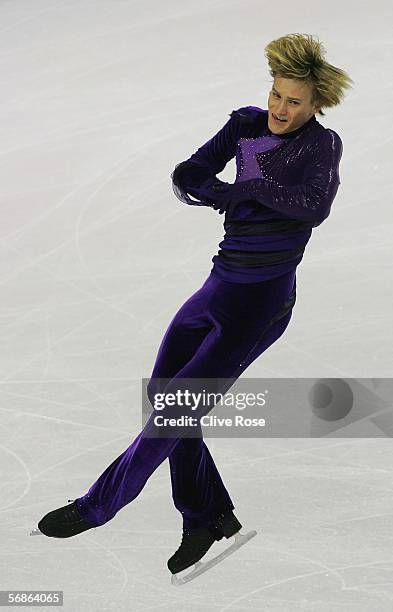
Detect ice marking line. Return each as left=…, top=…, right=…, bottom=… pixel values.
left=0, top=443, right=31, bottom=513
left=0, top=94, right=226, bottom=159
left=27, top=433, right=129, bottom=485
left=0, top=375, right=137, bottom=418
left=220, top=567, right=345, bottom=611
left=279, top=339, right=346, bottom=376
left=1, top=215, right=216, bottom=384
left=0, top=241, right=140, bottom=320
left=0, top=2, right=80, bottom=37
left=0, top=134, right=163, bottom=246
left=0, top=404, right=129, bottom=435
left=0, top=0, right=231, bottom=110
left=81, top=536, right=129, bottom=595
left=214, top=439, right=368, bottom=468
left=73, top=168, right=184, bottom=298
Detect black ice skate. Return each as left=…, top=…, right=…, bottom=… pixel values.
left=30, top=499, right=96, bottom=538
left=168, top=510, right=257, bottom=586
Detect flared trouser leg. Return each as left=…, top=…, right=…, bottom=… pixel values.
left=75, top=270, right=296, bottom=528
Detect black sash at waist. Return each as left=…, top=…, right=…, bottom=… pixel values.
left=216, top=247, right=305, bottom=267
left=224, top=219, right=311, bottom=236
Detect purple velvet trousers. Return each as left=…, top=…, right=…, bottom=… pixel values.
left=75, top=269, right=296, bottom=529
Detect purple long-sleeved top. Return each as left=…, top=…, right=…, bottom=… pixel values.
left=171, top=106, right=343, bottom=283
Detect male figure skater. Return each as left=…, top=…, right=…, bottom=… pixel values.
left=37, top=33, right=353, bottom=579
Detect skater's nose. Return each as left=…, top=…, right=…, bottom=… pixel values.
left=275, top=101, right=288, bottom=115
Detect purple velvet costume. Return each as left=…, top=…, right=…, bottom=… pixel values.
left=175, top=106, right=343, bottom=282
left=75, top=106, right=343, bottom=530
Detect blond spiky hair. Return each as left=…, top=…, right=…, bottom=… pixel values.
left=264, top=33, right=354, bottom=116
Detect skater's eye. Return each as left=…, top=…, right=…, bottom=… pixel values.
left=271, top=91, right=300, bottom=105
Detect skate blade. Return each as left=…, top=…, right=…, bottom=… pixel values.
left=171, top=529, right=257, bottom=586
left=30, top=527, right=43, bottom=536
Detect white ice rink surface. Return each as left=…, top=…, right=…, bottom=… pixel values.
left=1, top=0, right=393, bottom=610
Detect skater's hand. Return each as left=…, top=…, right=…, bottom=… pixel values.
left=186, top=177, right=231, bottom=207
left=210, top=181, right=249, bottom=215
left=171, top=170, right=231, bottom=208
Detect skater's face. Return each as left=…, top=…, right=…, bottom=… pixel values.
left=267, top=76, right=321, bottom=135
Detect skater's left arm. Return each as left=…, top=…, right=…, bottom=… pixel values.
left=214, top=129, right=343, bottom=227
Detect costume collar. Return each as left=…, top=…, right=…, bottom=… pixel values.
left=266, top=113, right=317, bottom=140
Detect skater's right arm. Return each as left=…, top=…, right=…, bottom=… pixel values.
left=171, top=108, right=250, bottom=207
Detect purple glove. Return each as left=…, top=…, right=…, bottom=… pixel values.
left=210, top=181, right=250, bottom=215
